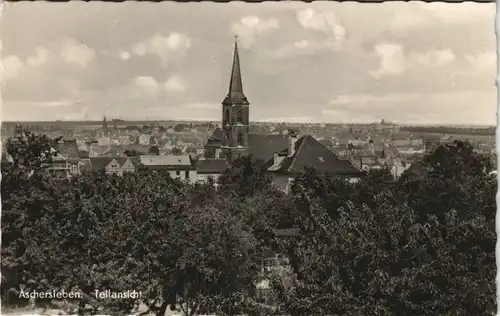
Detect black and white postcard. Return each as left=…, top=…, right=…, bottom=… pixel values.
left=1, top=2, right=497, bottom=316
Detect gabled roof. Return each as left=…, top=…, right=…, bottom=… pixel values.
left=89, top=157, right=115, bottom=172
left=80, top=159, right=93, bottom=172
left=139, top=155, right=192, bottom=166
left=247, top=133, right=289, bottom=163
left=208, top=127, right=223, bottom=141
left=139, top=155, right=195, bottom=170
left=317, top=138, right=333, bottom=148
left=196, top=158, right=229, bottom=174
left=268, top=135, right=363, bottom=175
left=55, top=139, right=80, bottom=159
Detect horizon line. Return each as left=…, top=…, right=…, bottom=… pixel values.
left=1, top=120, right=496, bottom=128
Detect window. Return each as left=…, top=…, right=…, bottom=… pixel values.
left=224, top=109, right=230, bottom=124
left=237, top=132, right=244, bottom=146
left=185, top=171, right=189, bottom=178
left=176, top=170, right=180, bottom=176
left=236, top=110, right=243, bottom=123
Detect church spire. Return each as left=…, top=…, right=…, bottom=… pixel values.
left=223, top=36, right=249, bottom=106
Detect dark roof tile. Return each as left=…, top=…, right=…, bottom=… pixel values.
left=247, top=133, right=289, bottom=162
left=196, top=159, right=229, bottom=174
left=271, top=135, right=363, bottom=175
left=89, top=157, right=114, bottom=172
left=55, top=139, right=80, bottom=159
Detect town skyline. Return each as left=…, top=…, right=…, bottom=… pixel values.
left=1, top=2, right=496, bottom=125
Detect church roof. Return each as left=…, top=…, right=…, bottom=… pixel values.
left=222, top=38, right=249, bottom=106
left=208, top=127, right=223, bottom=141
left=247, top=133, right=289, bottom=163
left=268, top=135, right=363, bottom=175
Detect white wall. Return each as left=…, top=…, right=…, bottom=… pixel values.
left=169, top=169, right=197, bottom=183
left=197, top=173, right=223, bottom=184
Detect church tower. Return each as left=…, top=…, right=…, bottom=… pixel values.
left=220, top=37, right=250, bottom=161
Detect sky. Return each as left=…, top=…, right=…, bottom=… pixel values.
left=0, top=2, right=497, bottom=125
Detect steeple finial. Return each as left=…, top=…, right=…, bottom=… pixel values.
left=223, top=37, right=249, bottom=106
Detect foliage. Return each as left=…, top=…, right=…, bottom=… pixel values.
left=148, top=146, right=160, bottom=155
left=271, top=140, right=496, bottom=315
left=124, top=149, right=145, bottom=157
left=218, top=155, right=272, bottom=198
left=171, top=147, right=183, bottom=155
left=1, top=135, right=496, bottom=316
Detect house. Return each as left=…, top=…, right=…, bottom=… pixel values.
left=87, top=157, right=140, bottom=175
left=196, top=158, right=229, bottom=184
left=389, top=158, right=412, bottom=179
left=265, top=134, right=365, bottom=192
left=89, top=145, right=110, bottom=157
left=98, top=136, right=111, bottom=146
left=138, top=134, right=152, bottom=146
left=49, top=139, right=82, bottom=177
left=139, top=155, right=197, bottom=183
left=118, top=136, right=130, bottom=145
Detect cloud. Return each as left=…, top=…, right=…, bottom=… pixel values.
left=295, top=8, right=346, bottom=52
left=164, top=76, right=185, bottom=93
left=149, top=103, right=220, bottom=121
left=231, top=16, right=279, bottom=48
left=329, top=93, right=421, bottom=108
left=2, top=55, right=24, bottom=79
left=60, top=39, right=95, bottom=67
left=423, top=3, right=495, bottom=24
left=414, top=49, right=455, bottom=67
left=266, top=40, right=335, bottom=59
left=297, top=8, right=346, bottom=40
left=389, top=3, right=494, bottom=33
left=27, top=47, right=50, bottom=67
left=370, top=43, right=456, bottom=78
left=324, top=90, right=495, bottom=125
left=119, top=51, right=131, bottom=61
left=132, top=75, right=185, bottom=99
left=133, top=76, right=160, bottom=97
left=5, top=100, right=80, bottom=107
left=465, top=51, right=496, bottom=69
left=370, top=43, right=406, bottom=78
left=131, top=33, right=191, bottom=66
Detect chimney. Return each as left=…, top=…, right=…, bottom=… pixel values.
left=288, top=130, right=298, bottom=157
left=273, top=152, right=285, bottom=166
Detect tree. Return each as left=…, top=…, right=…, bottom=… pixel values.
left=148, top=146, right=160, bottom=155
left=171, top=147, right=183, bottom=155
left=5, top=131, right=60, bottom=175
left=124, top=149, right=144, bottom=157
left=218, top=155, right=272, bottom=198
left=2, top=134, right=265, bottom=315
left=271, top=141, right=496, bottom=315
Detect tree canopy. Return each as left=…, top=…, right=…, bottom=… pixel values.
left=1, top=135, right=496, bottom=316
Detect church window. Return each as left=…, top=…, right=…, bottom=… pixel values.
left=237, top=110, right=243, bottom=123
left=224, top=109, right=230, bottom=124
left=237, top=132, right=244, bottom=146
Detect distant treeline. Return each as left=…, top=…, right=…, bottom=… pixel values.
left=400, top=126, right=495, bottom=136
